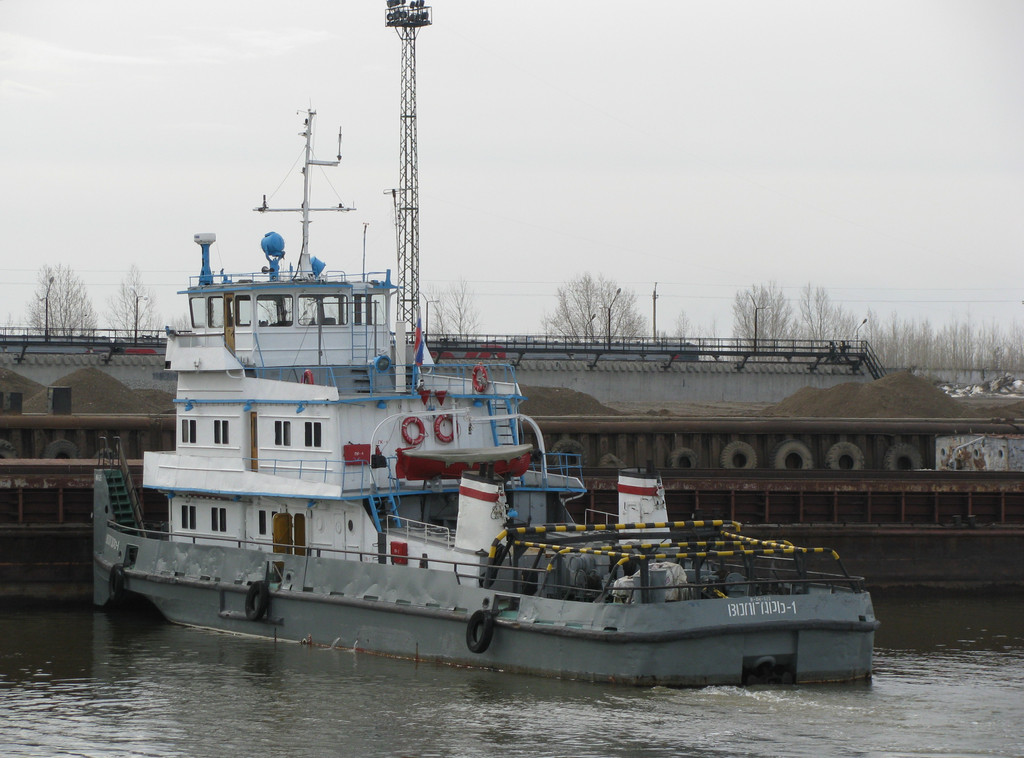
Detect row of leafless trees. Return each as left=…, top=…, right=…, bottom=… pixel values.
left=15, top=264, right=159, bottom=338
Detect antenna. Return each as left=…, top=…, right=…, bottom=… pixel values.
left=385, top=0, right=432, bottom=325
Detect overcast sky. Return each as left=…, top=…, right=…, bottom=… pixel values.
left=2, top=0, right=1022, bottom=339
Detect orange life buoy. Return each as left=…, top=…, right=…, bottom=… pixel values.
left=301, top=369, right=314, bottom=385
left=472, top=364, right=489, bottom=393
left=401, top=416, right=426, bottom=446
left=434, top=414, right=455, bottom=443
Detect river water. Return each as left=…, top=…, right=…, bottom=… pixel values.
left=1, top=592, right=1022, bottom=758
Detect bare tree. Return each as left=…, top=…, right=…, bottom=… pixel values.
left=796, top=283, right=860, bottom=340
left=672, top=311, right=692, bottom=338
left=544, top=272, right=646, bottom=340
left=107, top=264, right=159, bottom=338
left=731, top=282, right=795, bottom=344
left=26, top=264, right=97, bottom=337
left=424, top=279, right=481, bottom=336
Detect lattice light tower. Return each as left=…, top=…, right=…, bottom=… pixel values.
left=385, top=0, right=432, bottom=326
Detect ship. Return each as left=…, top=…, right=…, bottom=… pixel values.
left=93, top=111, right=877, bottom=686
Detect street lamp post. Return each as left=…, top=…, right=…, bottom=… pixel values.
left=748, top=293, right=765, bottom=352
left=607, top=287, right=621, bottom=350
left=854, top=317, right=867, bottom=340
left=133, top=292, right=148, bottom=343
left=44, top=276, right=54, bottom=341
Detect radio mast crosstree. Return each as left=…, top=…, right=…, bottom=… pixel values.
left=385, top=0, right=432, bottom=326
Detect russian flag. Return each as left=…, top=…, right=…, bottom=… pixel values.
left=414, top=317, right=424, bottom=366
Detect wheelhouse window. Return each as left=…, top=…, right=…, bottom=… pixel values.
left=353, top=294, right=375, bottom=326
left=274, top=420, right=291, bottom=446
left=235, top=295, right=252, bottom=327
left=214, top=419, right=229, bottom=445
left=180, top=504, right=196, bottom=530
left=189, top=297, right=207, bottom=328
left=257, top=294, right=293, bottom=327
left=207, top=296, right=224, bottom=328
left=304, top=421, right=322, bottom=448
left=181, top=419, right=197, bottom=444
left=298, top=294, right=347, bottom=326
left=211, top=506, right=227, bottom=532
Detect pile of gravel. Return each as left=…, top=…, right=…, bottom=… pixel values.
left=764, top=371, right=963, bottom=418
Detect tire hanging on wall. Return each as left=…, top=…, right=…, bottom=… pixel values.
left=720, top=440, right=757, bottom=469
left=550, top=438, right=586, bottom=465
left=771, top=439, right=815, bottom=470
left=883, top=442, right=923, bottom=471
left=0, top=439, right=17, bottom=459
left=43, top=439, right=79, bottom=459
left=825, top=441, right=866, bottom=470
left=668, top=447, right=700, bottom=469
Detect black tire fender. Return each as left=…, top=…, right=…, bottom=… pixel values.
left=466, top=609, right=495, bottom=654
left=245, top=580, right=270, bottom=621
left=825, top=441, right=865, bottom=470
left=720, top=440, right=757, bottom=469
left=771, top=439, right=814, bottom=470
left=108, top=564, right=126, bottom=605
left=0, top=439, right=17, bottom=459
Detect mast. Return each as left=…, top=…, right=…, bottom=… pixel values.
left=255, top=109, right=352, bottom=278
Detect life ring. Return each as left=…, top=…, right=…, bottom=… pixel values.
left=401, top=416, right=426, bottom=446
left=108, top=564, right=126, bottom=604
left=245, top=580, right=270, bottom=621
left=466, top=609, right=495, bottom=654
left=433, top=414, right=455, bottom=443
left=471, top=364, right=489, bottom=393
left=301, top=369, right=314, bottom=385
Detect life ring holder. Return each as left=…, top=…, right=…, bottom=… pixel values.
left=471, top=364, right=490, bottom=393
left=401, top=416, right=426, bottom=447
left=434, top=414, right=455, bottom=444
left=301, top=369, right=314, bottom=385
left=466, top=609, right=495, bottom=654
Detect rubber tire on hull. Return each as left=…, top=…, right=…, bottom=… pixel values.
left=720, top=441, right=757, bottom=469
left=0, top=440, right=17, bottom=459
left=245, top=580, right=270, bottom=621
left=825, top=441, right=866, bottom=470
left=771, top=439, right=814, bottom=470
left=466, top=610, right=495, bottom=654
left=43, top=439, right=79, bottom=459
left=550, top=438, right=586, bottom=465
left=883, top=442, right=923, bottom=471
left=108, top=564, right=126, bottom=605
left=668, top=447, right=699, bottom=469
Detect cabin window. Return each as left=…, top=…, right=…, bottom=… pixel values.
left=353, top=294, right=375, bottom=326
left=257, top=294, right=293, bottom=327
left=208, top=296, right=224, bottom=328
left=298, top=294, right=347, bottom=326
left=214, top=419, right=229, bottom=445
left=235, top=295, right=252, bottom=327
left=180, top=504, right=196, bottom=530
left=258, top=510, right=268, bottom=536
left=181, top=419, right=197, bottom=444
left=189, top=297, right=207, bottom=328
left=304, top=421, right=323, bottom=448
left=211, top=506, right=227, bottom=532
left=274, top=420, right=291, bottom=446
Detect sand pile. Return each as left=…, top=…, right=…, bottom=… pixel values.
left=22, top=368, right=174, bottom=415
left=764, top=371, right=963, bottom=418
left=0, top=367, right=44, bottom=400
left=520, top=385, right=621, bottom=416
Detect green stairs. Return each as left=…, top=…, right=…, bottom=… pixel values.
left=104, top=469, right=138, bottom=528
